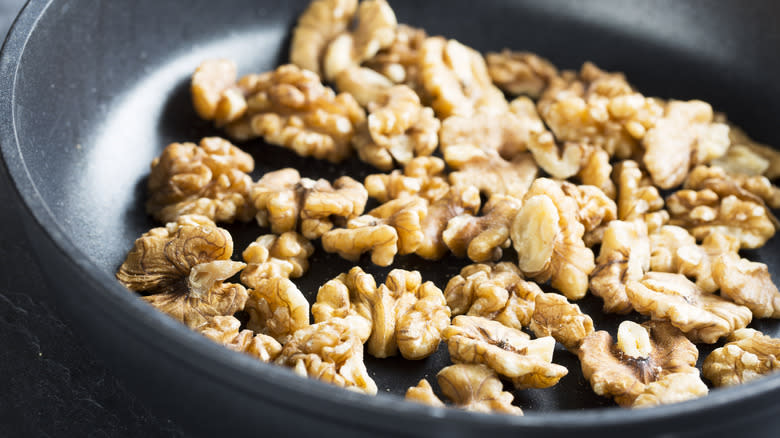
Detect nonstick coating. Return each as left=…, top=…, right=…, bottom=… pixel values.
left=2, top=0, right=780, bottom=436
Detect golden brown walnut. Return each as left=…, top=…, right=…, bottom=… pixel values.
left=240, top=232, right=315, bottom=288
left=116, top=215, right=248, bottom=329
left=364, top=24, right=427, bottom=92
left=522, top=287, right=595, bottom=352
left=685, top=165, right=780, bottom=209
left=702, top=328, right=780, bottom=387
left=578, top=320, right=706, bottom=407
left=415, top=186, right=481, bottom=260
left=245, top=277, right=310, bottom=344
left=199, top=316, right=282, bottom=362
left=146, top=137, right=255, bottom=223
left=444, top=262, right=527, bottom=319
left=625, top=272, right=752, bottom=343
left=364, top=156, right=449, bottom=203
left=312, top=267, right=376, bottom=342
left=559, top=181, right=617, bottom=235
left=643, top=100, right=730, bottom=189
left=251, top=169, right=367, bottom=239
left=436, top=364, right=524, bottom=415
left=590, top=220, right=650, bottom=314
left=351, top=85, right=439, bottom=170
left=443, top=195, right=523, bottom=262
left=405, top=379, right=445, bottom=407
left=289, top=0, right=358, bottom=77
left=712, top=252, right=780, bottom=318
left=448, top=152, right=538, bottom=199
left=712, top=124, right=780, bottom=179
left=486, top=50, right=559, bottom=98
left=276, top=317, right=377, bottom=395
left=631, top=372, right=709, bottom=408
left=615, top=160, right=668, bottom=231
left=511, top=178, right=595, bottom=300
left=419, top=36, right=507, bottom=118
left=578, top=147, right=616, bottom=199
left=191, top=59, right=243, bottom=122
left=443, top=316, right=568, bottom=389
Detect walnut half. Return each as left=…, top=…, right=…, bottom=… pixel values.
left=702, top=328, right=780, bottom=387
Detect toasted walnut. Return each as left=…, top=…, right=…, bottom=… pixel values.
left=559, top=181, right=617, bottom=235
left=276, top=318, right=377, bottom=394
left=579, top=320, right=705, bottom=407
left=405, top=379, right=445, bottom=407
left=199, top=316, right=282, bottom=362
left=712, top=252, right=780, bottom=318
left=364, top=156, right=449, bottom=202
left=590, top=220, right=650, bottom=314
left=578, top=147, right=616, bottom=199
left=289, top=0, right=358, bottom=76
left=702, top=328, right=780, bottom=387
left=714, top=122, right=780, bottom=180
left=333, top=66, right=395, bottom=107
left=631, top=372, right=709, bottom=409
left=685, top=165, right=780, bottom=209
left=526, top=128, right=588, bottom=180
left=448, top=152, right=538, bottom=199
left=436, top=364, right=524, bottom=415
left=522, top=287, right=595, bottom=352
left=419, top=36, right=507, bottom=118
left=116, top=215, right=248, bottom=329
left=251, top=169, right=367, bottom=239
left=312, top=267, right=375, bottom=342
left=245, top=277, right=310, bottom=344
left=444, top=262, right=528, bottom=319
left=511, top=179, right=595, bottom=300
left=615, top=160, right=668, bottom=231
left=444, top=316, right=567, bottom=389
left=240, top=232, right=314, bottom=288
left=351, top=85, right=439, bottom=170
left=486, top=50, right=558, bottom=99
left=416, top=186, right=481, bottom=260
left=626, top=272, right=752, bottom=343
left=364, top=24, right=427, bottom=92
left=443, top=195, right=522, bottom=262
left=146, top=138, right=255, bottom=223
left=191, top=59, right=244, bottom=123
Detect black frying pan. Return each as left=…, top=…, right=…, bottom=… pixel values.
left=2, top=0, right=780, bottom=436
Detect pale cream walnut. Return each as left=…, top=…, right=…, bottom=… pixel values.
left=625, top=272, right=752, bottom=343
left=713, top=252, right=780, bottom=318
left=191, top=59, right=245, bottom=123
left=631, top=372, right=709, bottom=409
left=245, top=277, right=310, bottom=344
left=522, top=288, right=594, bottom=352
left=276, top=317, right=377, bottom=395
left=712, top=123, right=780, bottom=180
left=702, top=328, right=780, bottom=387
left=415, top=186, right=481, bottom=260
left=333, top=66, right=395, bottom=107
left=240, top=232, right=314, bottom=288
left=685, top=165, right=780, bottom=209
left=578, top=320, right=705, bottom=407
left=116, top=215, right=248, bottom=329
left=578, top=147, right=616, bottom=199
left=443, top=315, right=568, bottom=389
left=146, top=137, right=255, bottom=223
left=436, top=364, right=524, bottom=415
left=443, top=195, right=523, bottom=262
left=447, top=151, right=538, bottom=199
left=199, top=316, right=282, bottom=362
left=364, top=24, right=427, bottom=93
left=364, top=156, right=449, bottom=203
left=405, top=379, right=445, bottom=407
left=615, top=160, right=668, bottom=231
left=559, top=181, right=617, bottom=235
left=289, top=0, right=358, bottom=76
left=486, top=50, right=558, bottom=98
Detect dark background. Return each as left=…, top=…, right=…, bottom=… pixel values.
left=0, top=1, right=184, bottom=435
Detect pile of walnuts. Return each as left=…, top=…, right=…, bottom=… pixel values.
left=118, top=0, right=780, bottom=416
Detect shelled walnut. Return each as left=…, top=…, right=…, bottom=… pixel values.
left=684, top=165, right=780, bottom=209
left=116, top=215, right=248, bottom=329
left=245, top=277, right=310, bottom=344
left=415, top=186, right=481, bottom=260
left=312, top=266, right=376, bottom=342
left=559, top=181, right=617, bottom=238
left=191, top=59, right=243, bottom=123
left=363, top=24, right=427, bottom=93
left=578, top=147, right=616, bottom=199
left=251, top=169, right=367, bottom=239
left=199, top=316, right=282, bottom=362
left=702, top=328, right=780, bottom=387
left=712, top=124, right=780, bottom=179
left=578, top=320, right=707, bottom=407
left=364, top=156, right=449, bottom=203
left=289, top=0, right=358, bottom=77
left=404, top=379, right=445, bottom=407
left=615, top=160, right=668, bottom=232
left=240, top=232, right=314, bottom=288
left=447, top=151, right=538, bottom=199
left=712, top=252, right=780, bottom=318
left=523, top=288, right=594, bottom=352
left=486, top=50, right=558, bottom=99
left=443, top=195, right=523, bottom=262
left=146, top=137, right=255, bottom=223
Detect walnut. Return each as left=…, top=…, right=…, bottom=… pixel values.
left=578, top=147, right=616, bottom=199
left=433, top=365, right=524, bottom=415
left=191, top=59, right=245, bottom=123
left=625, top=272, right=752, bottom=343
left=712, top=252, right=780, bottom=318
left=333, top=66, right=396, bottom=108
left=351, top=85, right=439, bottom=170
left=364, top=156, right=449, bottom=203
left=444, top=262, right=528, bottom=319
left=713, top=123, right=780, bottom=180
left=702, top=328, right=780, bottom=387
left=276, top=317, right=377, bottom=395
left=419, top=36, right=507, bottom=118
left=559, top=181, right=617, bottom=235
left=526, top=127, right=588, bottom=180
left=240, top=232, right=315, bottom=288
left=251, top=169, right=367, bottom=239
left=415, top=186, right=481, bottom=260
left=447, top=152, right=538, bottom=199
left=289, top=0, right=358, bottom=77
left=590, top=220, right=650, bottom=314
left=443, top=195, right=523, bottom=262
left=146, top=137, right=255, bottom=223
left=405, top=379, right=445, bottom=407
left=245, top=277, right=310, bottom=344
left=364, top=24, right=427, bottom=92
left=631, top=372, right=709, bottom=409
left=199, top=316, right=282, bottom=362
left=511, top=178, right=595, bottom=300
left=643, top=100, right=730, bottom=188
left=443, top=316, right=568, bottom=389
left=486, top=50, right=558, bottom=99
left=523, top=287, right=595, bottom=352
left=116, top=215, right=248, bottom=329
left=312, top=267, right=375, bottom=342
left=615, top=160, right=668, bottom=231
left=578, top=320, right=705, bottom=407
left=685, top=165, right=780, bottom=209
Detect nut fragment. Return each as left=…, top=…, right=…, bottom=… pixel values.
left=444, top=262, right=528, bottom=319
left=240, top=232, right=315, bottom=288
left=199, top=316, right=282, bottom=362
left=526, top=129, right=588, bottom=180
left=702, top=328, right=780, bottom=387
left=415, top=186, right=481, bottom=260
left=436, top=364, right=524, bottom=415
left=191, top=59, right=242, bottom=122
left=364, top=24, right=427, bottom=92
left=405, top=379, right=445, bottom=407
left=486, top=50, right=558, bottom=98
left=245, top=277, right=310, bottom=344
left=713, top=122, right=780, bottom=180
left=626, top=272, right=752, bottom=343
left=578, top=320, right=705, bottom=407
left=146, top=137, right=255, bottom=223
left=447, top=152, right=538, bottom=199
left=615, top=160, right=668, bottom=231
left=364, top=156, right=449, bottom=203
left=559, top=181, right=617, bottom=235
left=630, top=373, right=709, bottom=409
left=312, top=267, right=376, bottom=342
left=116, top=215, right=248, bottom=329
left=685, top=165, right=780, bottom=209
left=578, top=147, right=616, bottom=199
left=443, top=195, right=523, bottom=262
left=289, top=0, right=358, bottom=76
left=276, top=317, right=377, bottom=394
left=712, top=252, right=780, bottom=318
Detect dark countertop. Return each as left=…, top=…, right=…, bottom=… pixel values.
left=0, top=2, right=183, bottom=436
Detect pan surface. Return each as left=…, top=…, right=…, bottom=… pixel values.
left=2, top=0, right=780, bottom=436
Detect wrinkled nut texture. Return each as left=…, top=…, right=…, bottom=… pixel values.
left=578, top=320, right=703, bottom=407
left=420, top=36, right=507, bottom=118
left=643, top=100, right=730, bottom=188
left=364, top=24, right=427, bottom=92
left=448, top=151, right=538, bottom=199
left=116, top=215, right=248, bottom=329
left=703, top=328, right=780, bottom=387
left=486, top=50, right=558, bottom=98
left=559, top=181, right=617, bottom=234
left=240, top=232, right=315, bottom=288
left=245, top=277, right=310, bottom=344
left=312, top=267, right=376, bottom=342
left=147, top=137, right=255, bottom=223
left=416, top=186, right=481, bottom=260
left=443, top=262, right=530, bottom=323
left=289, top=0, right=358, bottom=76
left=631, top=373, right=709, bottom=408
left=191, top=59, right=242, bottom=122
left=352, top=85, right=439, bottom=170
left=443, top=195, right=523, bottom=262
left=276, top=317, right=377, bottom=395
left=616, top=160, right=667, bottom=231
left=685, top=165, right=780, bottom=210
left=443, top=315, right=568, bottom=389
left=524, top=288, right=595, bottom=352
left=626, top=272, right=752, bottom=343
left=526, top=129, right=588, bottom=180
left=714, top=124, right=780, bottom=180
left=579, top=147, right=616, bottom=200
left=405, top=379, right=445, bottom=407
left=590, top=220, right=650, bottom=314
left=713, top=253, right=780, bottom=318
left=437, top=364, right=524, bottom=415
left=364, top=156, right=449, bottom=203
left=199, top=316, right=282, bottom=362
